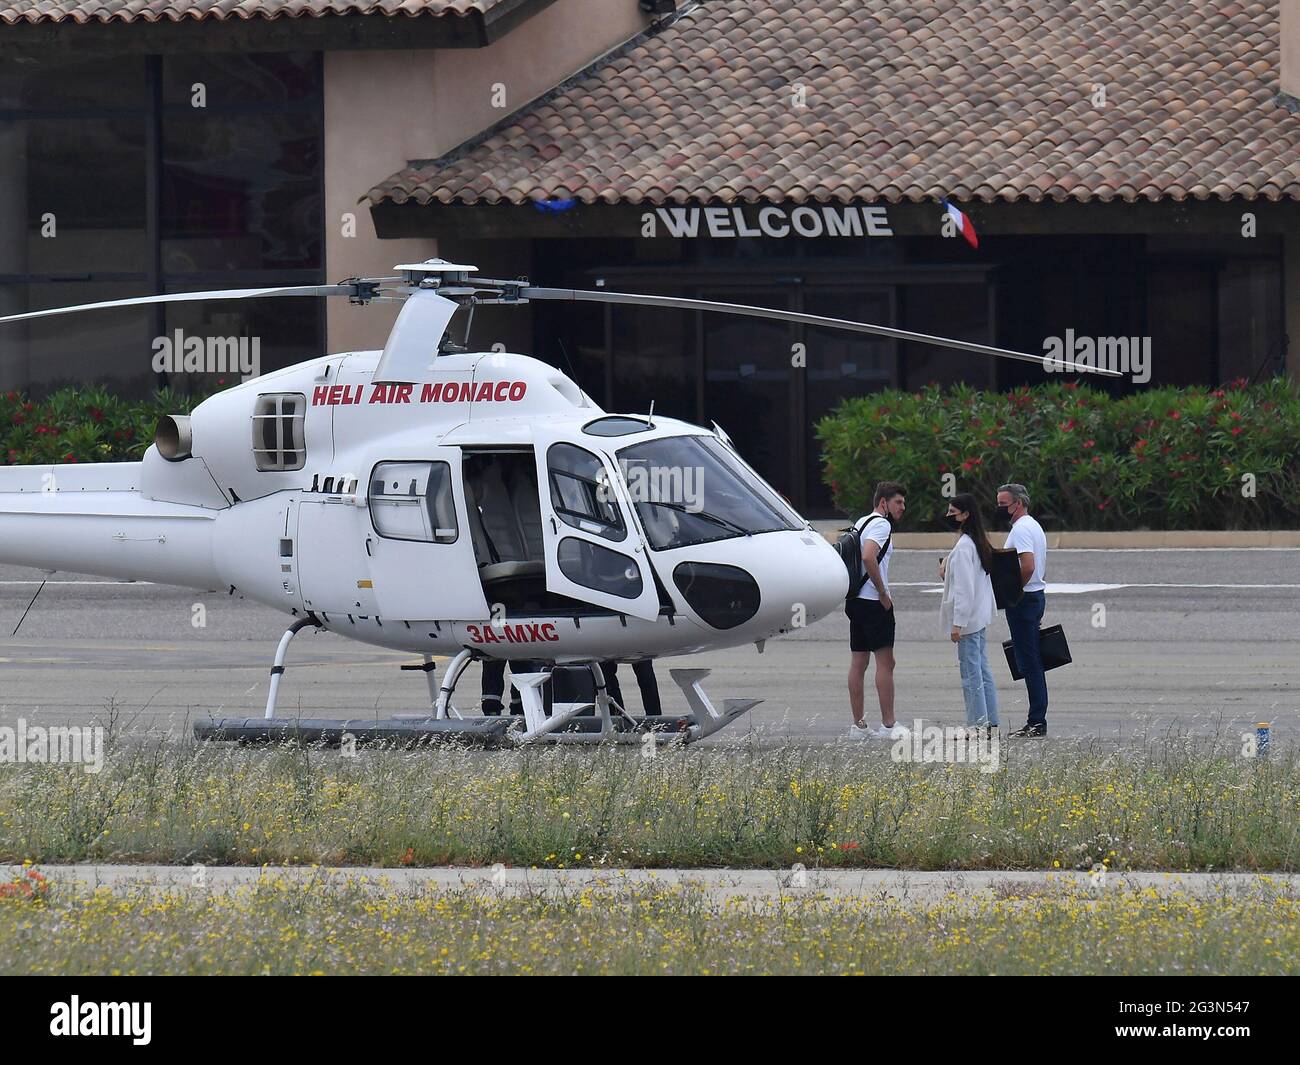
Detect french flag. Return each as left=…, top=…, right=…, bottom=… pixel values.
left=942, top=198, right=979, bottom=250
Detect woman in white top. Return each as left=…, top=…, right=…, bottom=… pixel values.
left=938, top=492, right=999, bottom=732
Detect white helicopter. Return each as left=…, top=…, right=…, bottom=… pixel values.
left=0, top=261, right=1114, bottom=746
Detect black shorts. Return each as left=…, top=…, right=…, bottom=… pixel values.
left=846, top=597, right=895, bottom=652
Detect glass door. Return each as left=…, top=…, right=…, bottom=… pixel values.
left=801, top=287, right=896, bottom=513
left=698, top=287, right=797, bottom=509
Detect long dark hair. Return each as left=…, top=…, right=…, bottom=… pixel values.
left=951, top=492, right=994, bottom=574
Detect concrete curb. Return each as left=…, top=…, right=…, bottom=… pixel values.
left=27, top=865, right=1300, bottom=901
left=809, top=522, right=1300, bottom=548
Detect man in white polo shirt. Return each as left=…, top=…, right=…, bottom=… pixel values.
left=997, top=482, right=1049, bottom=737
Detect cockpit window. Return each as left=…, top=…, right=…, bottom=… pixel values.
left=617, top=434, right=802, bottom=550
left=547, top=442, right=626, bottom=543
left=583, top=416, right=653, bottom=437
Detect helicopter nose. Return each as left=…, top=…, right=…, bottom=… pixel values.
left=797, top=534, right=851, bottom=625
left=746, top=531, right=848, bottom=632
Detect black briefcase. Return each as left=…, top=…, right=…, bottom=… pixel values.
left=1002, top=625, right=1072, bottom=680
left=989, top=548, right=1024, bottom=610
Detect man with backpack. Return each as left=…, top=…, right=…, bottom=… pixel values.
left=843, top=481, right=907, bottom=739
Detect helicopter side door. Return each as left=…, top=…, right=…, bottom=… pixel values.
left=364, top=451, right=490, bottom=623
left=531, top=425, right=661, bottom=621
left=297, top=491, right=380, bottom=618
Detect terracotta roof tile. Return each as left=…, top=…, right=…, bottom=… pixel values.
left=0, top=0, right=495, bottom=24
left=371, top=0, right=1300, bottom=207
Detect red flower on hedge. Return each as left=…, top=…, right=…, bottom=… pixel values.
left=1168, top=410, right=1180, bottom=420
left=1060, top=419, right=1076, bottom=431
left=1230, top=427, right=1243, bottom=436
left=1083, top=439, right=1095, bottom=449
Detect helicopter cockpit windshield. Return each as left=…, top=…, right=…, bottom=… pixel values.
left=617, top=435, right=803, bottom=551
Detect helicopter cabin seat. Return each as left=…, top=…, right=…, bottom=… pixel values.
left=464, top=454, right=546, bottom=594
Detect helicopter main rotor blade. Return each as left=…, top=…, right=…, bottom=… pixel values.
left=520, top=287, right=1123, bottom=377
left=0, top=285, right=358, bottom=327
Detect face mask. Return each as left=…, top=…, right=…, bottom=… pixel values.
left=943, top=514, right=963, bottom=531
left=996, top=504, right=1013, bottom=521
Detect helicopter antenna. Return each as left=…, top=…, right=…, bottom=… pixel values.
left=647, top=400, right=655, bottom=429
left=12, top=578, right=47, bottom=637
left=553, top=336, right=592, bottom=397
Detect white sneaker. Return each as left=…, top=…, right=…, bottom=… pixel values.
left=869, top=723, right=909, bottom=739
left=846, top=722, right=874, bottom=740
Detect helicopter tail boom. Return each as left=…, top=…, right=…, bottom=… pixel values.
left=0, top=463, right=220, bottom=588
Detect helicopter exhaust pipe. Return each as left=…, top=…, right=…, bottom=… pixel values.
left=155, top=415, right=193, bottom=462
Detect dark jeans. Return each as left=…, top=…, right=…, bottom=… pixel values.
left=547, top=661, right=663, bottom=716
left=604, top=660, right=663, bottom=716
left=1005, top=590, right=1048, bottom=728
left=482, top=659, right=550, bottom=716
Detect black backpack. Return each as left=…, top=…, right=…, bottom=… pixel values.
left=835, top=514, right=891, bottom=599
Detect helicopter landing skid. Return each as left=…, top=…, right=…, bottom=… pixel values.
left=503, top=665, right=761, bottom=746
left=196, top=633, right=760, bottom=748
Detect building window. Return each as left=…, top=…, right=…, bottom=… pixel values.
left=0, top=52, right=323, bottom=398
left=252, top=393, right=306, bottom=471
left=369, top=461, right=458, bottom=543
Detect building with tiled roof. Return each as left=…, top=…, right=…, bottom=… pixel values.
left=371, top=0, right=1300, bottom=208
left=2, top=0, right=1299, bottom=509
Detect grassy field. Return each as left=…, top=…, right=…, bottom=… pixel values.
left=1, top=732, right=1296, bottom=871
left=2, top=873, right=1296, bottom=975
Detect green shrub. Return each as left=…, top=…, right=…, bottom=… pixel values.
left=1, top=388, right=202, bottom=466
left=816, top=379, right=1300, bottom=530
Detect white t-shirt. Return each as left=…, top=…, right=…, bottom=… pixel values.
left=1005, top=513, right=1047, bottom=593
left=855, top=513, right=893, bottom=601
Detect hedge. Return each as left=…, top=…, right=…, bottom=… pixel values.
left=816, top=379, right=1300, bottom=530
left=2, top=388, right=201, bottom=467
left=7, top=381, right=1300, bottom=532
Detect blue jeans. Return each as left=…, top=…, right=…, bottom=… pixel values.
left=1005, top=590, right=1048, bottom=728
left=956, top=628, right=999, bottom=727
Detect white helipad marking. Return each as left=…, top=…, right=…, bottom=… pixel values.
left=893, top=547, right=1300, bottom=553
left=910, top=582, right=1300, bottom=594
left=914, top=582, right=1121, bottom=594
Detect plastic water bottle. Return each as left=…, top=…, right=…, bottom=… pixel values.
left=1256, top=722, right=1271, bottom=757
